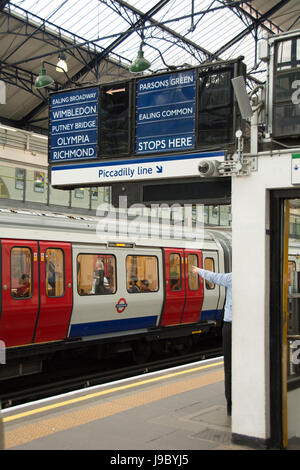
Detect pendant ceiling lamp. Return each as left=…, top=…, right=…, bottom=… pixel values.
left=129, top=43, right=151, bottom=73
left=56, top=53, right=68, bottom=73
left=34, top=67, right=54, bottom=89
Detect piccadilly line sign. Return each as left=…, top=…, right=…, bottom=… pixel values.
left=51, top=151, right=225, bottom=187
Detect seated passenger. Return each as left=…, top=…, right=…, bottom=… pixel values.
left=16, top=274, right=30, bottom=298
left=141, top=279, right=151, bottom=292
left=128, top=278, right=140, bottom=293
left=103, top=276, right=113, bottom=294
left=171, top=277, right=181, bottom=291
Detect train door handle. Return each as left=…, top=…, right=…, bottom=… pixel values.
left=3, top=284, right=7, bottom=290
left=68, top=283, right=72, bottom=288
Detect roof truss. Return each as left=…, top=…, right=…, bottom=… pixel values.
left=0, top=0, right=297, bottom=131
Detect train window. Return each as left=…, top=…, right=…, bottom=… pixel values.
left=170, top=253, right=182, bottom=291
left=204, top=257, right=215, bottom=290
left=11, top=247, right=32, bottom=299
left=126, top=255, right=158, bottom=293
left=188, top=254, right=199, bottom=290
left=45, top=249, right=64, bottom=297
left=77, top=254, right=116, bottom=295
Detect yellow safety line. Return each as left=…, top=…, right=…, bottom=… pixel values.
left=3, top=360, right=223, bottom=423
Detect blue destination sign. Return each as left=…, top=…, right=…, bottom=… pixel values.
left=49, top=87, right=98, bottom=163
left=136, top=70, right=196, bottom=154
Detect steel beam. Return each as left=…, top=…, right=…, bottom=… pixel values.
left=105, top=0, right=214, bottom=61
left=70, top=0, right=172, bottom=83
left=0, top=0, right=9, bottom=11
left=213, top=0, right=292, bottom=58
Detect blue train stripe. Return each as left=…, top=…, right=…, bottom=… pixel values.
left=69, top=310, right=222, bottom=338
left=200, top=309, right=223, bottom=321
left=69, top=316, right=158, bottom=337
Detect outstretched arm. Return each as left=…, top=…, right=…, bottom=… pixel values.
left=191, top=266, right=232, bottom=288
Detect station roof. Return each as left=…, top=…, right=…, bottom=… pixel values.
left=0, top=0, right=299, bottom=133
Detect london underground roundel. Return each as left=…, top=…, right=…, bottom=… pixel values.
left=115, top=298, right=127, bottom=314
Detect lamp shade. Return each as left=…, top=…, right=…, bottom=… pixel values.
left=56, top=53, right=68, bottom=72
left=34, top=68, right=54, bottom=88
left=129, top=45, right=151, bottom=73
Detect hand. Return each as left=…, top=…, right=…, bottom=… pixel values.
left=191, top=266, right=199, bottom=274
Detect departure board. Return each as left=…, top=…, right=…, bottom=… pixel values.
left=48, top=59, right=243, bottom=170
left=135, top=70, right=196, bottom=154
left=49, top=87, right=98, bottom=163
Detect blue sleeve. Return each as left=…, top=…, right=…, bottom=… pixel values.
left=196, top=268, right=232, bottom=288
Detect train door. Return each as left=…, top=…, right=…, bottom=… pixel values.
left=271, top=195, right=300, bottom=448
left=161, top=248, right=185, bottom=326
left=34, top=242, right=73, bottom=342
left=181, top=249, right=204, bottom=324
left=200, top=251, right=221, bottom=321
left=0, top=239, right=39, bottom=347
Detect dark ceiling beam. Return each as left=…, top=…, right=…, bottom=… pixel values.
left=0, top=114, right=48, bottom=133
left=212, top=0, right=292, bottom=58
left=2, top=5, right=130, bottom=68
left=19, top=100, right=49, bottom=126
left=0, top=61, right=46, bottom=99
left=225, top=0, right=282, bottom=35
left=14, top=2, right=170, bottom=123
left=15, top=1, right=171, bottom=124
left=0, top=0, right=10, bottom=11
left=107, top=0, right=214, bottom=61
left=70, top=0, right=171, bottom=84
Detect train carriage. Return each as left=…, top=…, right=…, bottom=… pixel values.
left=0, top=208, right=232, bottom=380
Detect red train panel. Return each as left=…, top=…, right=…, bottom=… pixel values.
left=181, top=249, right=204, bottom=324
left=34, top=241, right=73, bottom=343
left=160, top=248, right=204, bottom=326
left=161, top=248, right=186, bottom=326
left=0, top=239, right=39, bottom=347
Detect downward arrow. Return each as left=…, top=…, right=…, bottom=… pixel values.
left=156, top=165, right=163, bottom=173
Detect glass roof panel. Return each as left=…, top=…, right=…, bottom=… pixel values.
left=9, top=0, right=270, bottom=82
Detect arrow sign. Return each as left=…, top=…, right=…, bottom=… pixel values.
left=106, top=88, right=126, bottom=95
left=156, top=165, right=163, bottom=173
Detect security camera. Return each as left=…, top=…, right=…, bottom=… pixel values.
left=198, top=160, right=220, bottom=177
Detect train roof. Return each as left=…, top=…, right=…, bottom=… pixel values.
left=0, top=207, right=231, bottom=250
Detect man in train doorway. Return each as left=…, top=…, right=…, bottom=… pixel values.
left=191, top=266, right=232, bottom=416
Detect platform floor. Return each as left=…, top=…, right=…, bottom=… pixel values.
left=1, top=357, right=251, bottom=451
